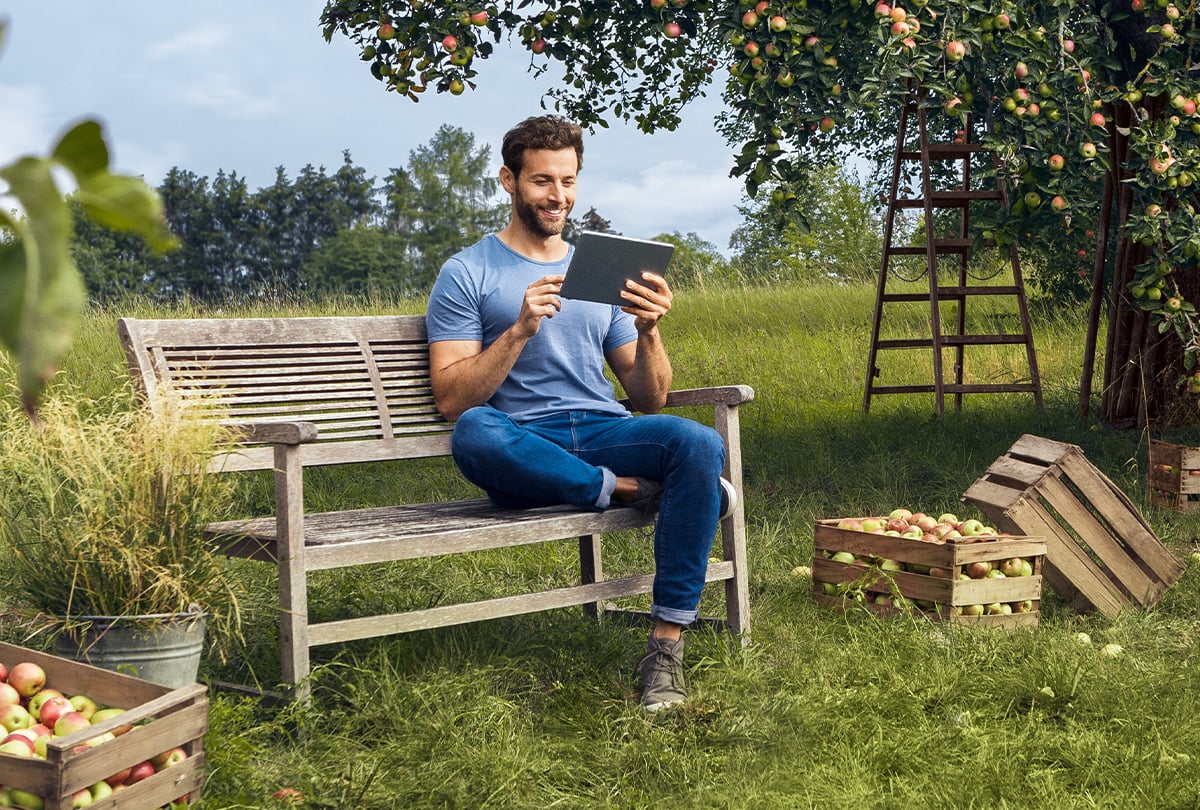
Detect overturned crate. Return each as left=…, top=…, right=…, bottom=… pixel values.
left=812, top=520, right=1046, bottom=628
left=1147, top=439, right=1200, bottom=513
left=963, top=434, right=1185, bottom=617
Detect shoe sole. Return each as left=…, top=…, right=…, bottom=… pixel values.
left=718, top=478, right=738, bottom=521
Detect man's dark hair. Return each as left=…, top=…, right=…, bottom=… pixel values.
left=501, top=116, right=584, bottom=178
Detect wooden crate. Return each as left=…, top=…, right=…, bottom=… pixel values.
left=1147, top=439, right=1200, bottom=513
left=963, top=434, right=1186, bottom=618
left=811, top=519, right=1046, bottom=628
left=0, top=641, right=207, bottom=810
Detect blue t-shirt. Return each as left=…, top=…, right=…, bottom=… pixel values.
left=426, top=234, right=639, bottom=422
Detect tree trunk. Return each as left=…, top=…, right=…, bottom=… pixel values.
left=1098, top=96, right=1194, bottom=429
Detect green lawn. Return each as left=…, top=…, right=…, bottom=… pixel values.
left=9, top=280, right=1200, bottom=808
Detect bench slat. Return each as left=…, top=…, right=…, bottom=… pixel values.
left=306, top=562, right=735, bottom=643
left=206, top=499, right=657, bottom=570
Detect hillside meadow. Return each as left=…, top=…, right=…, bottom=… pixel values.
left=3, top=278, right=1200, bottom=809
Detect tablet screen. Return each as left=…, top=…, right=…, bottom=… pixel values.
left=559, top=232, right=675, bottom=306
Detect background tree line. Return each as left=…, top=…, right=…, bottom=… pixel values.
left=69, top=124, right=894, bottom=304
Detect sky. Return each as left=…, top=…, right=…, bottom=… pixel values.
left=1, top=2, right=747, bottom=253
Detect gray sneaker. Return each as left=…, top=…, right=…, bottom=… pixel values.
left=638, top=635, right=687, bottom=712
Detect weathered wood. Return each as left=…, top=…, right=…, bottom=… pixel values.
left=119, top=314, right=755, bottom=698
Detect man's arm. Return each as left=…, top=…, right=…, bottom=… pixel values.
left=429, top=274, right=564, bottom=422
left=607, top=272, right=674, bottom=414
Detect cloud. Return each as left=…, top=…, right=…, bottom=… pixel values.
left=0, top=84, right=57, bottom=159
left=145, top=26, right=229, bottom=62
left=585, top=159, right=745, bottom=252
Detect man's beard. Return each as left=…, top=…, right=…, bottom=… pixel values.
left=513, top=185, right=569, bottom=238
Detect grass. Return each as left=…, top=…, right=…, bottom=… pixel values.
left=5, top=279, right=1200, bottom=809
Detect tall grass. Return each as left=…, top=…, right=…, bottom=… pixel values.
left=6, top=281, right=1200, bottom=808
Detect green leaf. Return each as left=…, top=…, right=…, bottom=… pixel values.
left=74, top=173, right=177, bottom=252
left=0, top=156, right=87, bottom=414
left=51, top=120, right=110, bottom=182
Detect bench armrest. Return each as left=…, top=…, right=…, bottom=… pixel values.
left=663, top=385, right=755, bottom=408
left=621, top=385, right=756, bottom=412
left=227, top=421, right=319, bottom=446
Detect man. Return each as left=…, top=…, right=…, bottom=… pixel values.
left=425, top=115, right=736, bottom=712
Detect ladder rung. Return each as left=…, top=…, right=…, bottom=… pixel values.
left=876, top=335, right=1031, bottom=349
left=867, top=384, right=938, bottom=395
left=879, top=287, right=1021, bottom=303
left=887, top=238, right=996, bottom=256
left=937, top=285, right=1020, bottom=297
left=942, top=384, right=1040, bottom=394
left=880, top=293, right=935, bottom=303
left=894, top=190, right=1004, bottom=208
left=876, top=339, right=934, bottom=349
left=940, top=335, right=1029, bottom=346
left=898, top=144, right=989, bottom=161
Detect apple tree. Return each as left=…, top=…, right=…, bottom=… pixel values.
left=320, top=0, right=1200, bottom=427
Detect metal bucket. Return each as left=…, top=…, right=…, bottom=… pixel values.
left=52, top=610, right=206, bottom=689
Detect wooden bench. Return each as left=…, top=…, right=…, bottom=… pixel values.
left=118, top=315, right=754, bottom=700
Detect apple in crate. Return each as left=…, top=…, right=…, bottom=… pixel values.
left=7, top=662, right=45, bottom=699
left=965, top=561, right=993, bottom=579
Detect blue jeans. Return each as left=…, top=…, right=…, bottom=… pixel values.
left=450, top=406, right=727, bottom=625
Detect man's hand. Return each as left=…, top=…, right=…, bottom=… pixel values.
left=620, top=272, right=673, bottom=333
left=515, top=274, right=565, bottom=338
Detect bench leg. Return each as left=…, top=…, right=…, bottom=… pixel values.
left=578, top=534, right=607, bottom=619
left=716, top=404, right=751, bottom=647
left=275, top=444, right=311, bottom=702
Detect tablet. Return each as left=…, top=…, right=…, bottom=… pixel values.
left=559, top=231, right=675, bottom=306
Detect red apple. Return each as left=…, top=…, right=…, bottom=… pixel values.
left=37, top=696, right=74, bottom=729
left=26, top=689, right=63, bottom=720
left=7, top=663, right=45, bottom=699
left=441, top=35, right=458, bottom=52
left=125, top=760, right=156, bottom=785
left=769, top=15, right=788, bottom=32
left=663, top=21, right=682, bottom=38
left=469, top=10, right=489, bottom=25
left=377, top=23, right=395, bottom=40
left=0, top=683, right=19, bottom=709
left=54, top=711, right=91, bottom=738
left=965, top=561, right=993, bottom=579
left=741, top=10, right=759, bottom=28
left=945, top=40, right=966, bottom=61
left=152, top=746, right=188, bottom=770
left=0, top=733, right=36, bottom=754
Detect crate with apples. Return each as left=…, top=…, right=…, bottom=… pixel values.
left=1147, top=439, right=1200, bottom=513
left=0, top=641, right=206, bottom=810
left=811, top=508, right=1046, bottom=628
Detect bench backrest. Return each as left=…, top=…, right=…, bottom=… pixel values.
left=118, top=315, right=452, bottom=472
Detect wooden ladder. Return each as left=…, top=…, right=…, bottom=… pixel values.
left=863, top=86, right=1044, bottom=415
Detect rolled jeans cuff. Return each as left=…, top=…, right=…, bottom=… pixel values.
left=595, top=465, right=616, bottom=511
left=650, top=604, right=699, bottom=626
